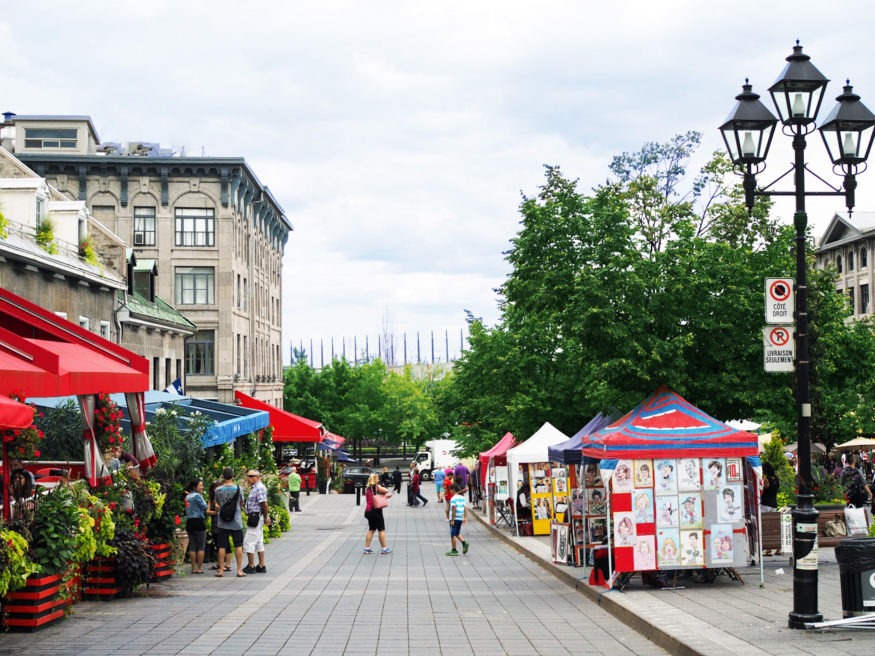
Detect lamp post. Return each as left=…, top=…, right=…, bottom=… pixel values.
left=720, top=42, right=875, bottom=630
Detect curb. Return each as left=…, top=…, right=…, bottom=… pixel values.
left=472, top=510, right=703, bottom=656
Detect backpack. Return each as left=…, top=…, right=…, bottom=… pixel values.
left=219, top=486, right=240, bottom=522
left=843, top=469, right=868, bottom=507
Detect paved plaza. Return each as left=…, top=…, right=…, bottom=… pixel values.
left=3, top=490, right=875, bottom=655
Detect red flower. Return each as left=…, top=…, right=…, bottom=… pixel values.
left=174, top=515, right=181, bottom=526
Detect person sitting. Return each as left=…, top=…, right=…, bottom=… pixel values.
left=516, top=487, right=532, bottom=521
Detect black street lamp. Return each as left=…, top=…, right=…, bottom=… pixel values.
left=720, top=41, right=875, bottom=630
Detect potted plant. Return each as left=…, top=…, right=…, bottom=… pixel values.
left=35, top=216, right=58, bottom=254
left=78, top=236, right=99, bottom=266
left=0, top=528, right=38, bottom=599
left=0, top=209, right=9, bottom=239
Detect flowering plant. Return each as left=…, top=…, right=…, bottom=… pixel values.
left=2, top=392, right=43, bottom=459
left=94, top=392, right=124, bottom=454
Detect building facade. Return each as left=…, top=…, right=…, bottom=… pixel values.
left=6, top=114, right=290, bottom=404
left=816, top=212, right=875, bottom=317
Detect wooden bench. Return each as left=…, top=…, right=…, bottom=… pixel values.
left=761, top=508, right=870, bottom=553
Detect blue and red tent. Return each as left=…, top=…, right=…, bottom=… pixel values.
left=581, top=386, right=759, bottom=461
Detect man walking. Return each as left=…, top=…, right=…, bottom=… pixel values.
left=446, top=482, right=470, bottom=556
left=454, top=461, right=470, bottom=494
left=411, top=466, right=428, bottom=507
left=391, top=466, right=402, bottom=494
left=287, top=467, right=302, bottom=512
left=214, top=467, right=246, bottom=577
left=243, top=470, right=271, bottom=574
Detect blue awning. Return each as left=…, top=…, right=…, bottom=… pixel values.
left=31, top=391, right=270, bottom=448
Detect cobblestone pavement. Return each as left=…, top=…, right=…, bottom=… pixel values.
left=0, top=491, right=667, bottom=656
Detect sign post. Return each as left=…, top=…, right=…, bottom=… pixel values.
left=764, top=326, right=795, bottom=372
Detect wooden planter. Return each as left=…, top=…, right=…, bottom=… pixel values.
left=83, top=556, right=123, bottom=600
left=2, top=573, right=66, bottom=632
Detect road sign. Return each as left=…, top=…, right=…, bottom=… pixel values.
left=765, top=278, right=794, bottom=324
left=764, top=326, right=795, bottom=372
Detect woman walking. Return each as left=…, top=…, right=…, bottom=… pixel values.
left=363, top=473, right=393, bottom=555
left=185, top=478, right=208, bottom=574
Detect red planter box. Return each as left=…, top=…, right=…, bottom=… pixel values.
left=3, top=574, right=66, bottom=632
left=150, top=542, right=173, bottom=581
left=84, top=557, right=123, bottom=600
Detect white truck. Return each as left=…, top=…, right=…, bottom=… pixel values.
left=413, top=439, right=459, bottom=480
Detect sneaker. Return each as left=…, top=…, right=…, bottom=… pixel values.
left=462, top=541, right=470, bottom=555
left=446, top=550, right=459, bottom=556
left=242, top=565, right=256, bottom=574
left=255, top=565, right=267, bottom=573
left=380, top=548, right=393, bottom=554
left=363, top=548, right=373, bottom=554
left=423, top=500, right=428, bottom=507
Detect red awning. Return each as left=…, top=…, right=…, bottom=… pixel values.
left=234, top=391, right=325, bottom=442
left=0, top=289, right=149, bottom=396
left=479, top=432, right=517, bottom=488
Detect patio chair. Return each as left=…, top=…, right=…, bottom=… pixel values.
left=495, top=498, right=516, bottom=530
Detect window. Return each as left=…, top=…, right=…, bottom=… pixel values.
left=35, top=197, right=44, bottom=224
left=24, top=127, right=77, bottom=149
left=862, top=285, right=870, bottom=314
left=134, top=207, right=156, bottom=246
left=79, top=316, right=90, bottom=331
left=848, top=287, right=855, bottom=313
left=837, top=255, right=843, bottom=273
left=99, top=321, right=111, bottom=340
left=862, top=247, right=869, bottom=269
left=849, top=250, right=855, bottom=271
left=186, top=330, right=215, bottom=375
left=174, top=208, right=215, bottom=247
left=174, top=267, right=215, bottom=305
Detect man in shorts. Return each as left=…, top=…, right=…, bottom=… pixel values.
left=446, top=483, right=470, bottom=556
left=243, top=470, right=271, bottom=574
left=214, top=467, right=246, bottom=577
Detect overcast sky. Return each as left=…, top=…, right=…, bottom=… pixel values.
left=4, top=2, right=875, bottom=365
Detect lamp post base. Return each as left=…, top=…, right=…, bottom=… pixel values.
left=788, top=497, right=821, bottom=629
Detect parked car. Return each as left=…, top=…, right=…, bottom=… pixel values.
left=342, top=466, right=376, bottom=493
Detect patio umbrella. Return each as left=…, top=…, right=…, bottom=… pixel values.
left=1, top=395, right=36, bottom=521
left=834, top=436, right=875, bottom=451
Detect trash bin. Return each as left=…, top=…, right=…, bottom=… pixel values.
left=835, top=538, right=875, bottom=617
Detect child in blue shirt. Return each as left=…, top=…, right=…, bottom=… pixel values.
left=446, top=483, right=470, bottom=556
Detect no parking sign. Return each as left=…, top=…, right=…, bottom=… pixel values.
left=765, top=278, right=794, bottom=324
left=763, top=326, right=795, bottom=372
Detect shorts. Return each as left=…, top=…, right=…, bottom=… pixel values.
left=216, top=528, right=244, bottom=551
left=187, top=528, right=207, bottom=552
left=450, top=519, right=463, bottom=537
left=435, top=482, right=443, bottom=494
left=243, top=518, right=265, bottom=553
left=365, top=508, right=385, bottom=532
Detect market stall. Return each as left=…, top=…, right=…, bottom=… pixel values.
left=580, top=386, right=760, bottom=587
left=478, top=432, right=517, bottom=525
left=507, top=422, right=570, bottom=536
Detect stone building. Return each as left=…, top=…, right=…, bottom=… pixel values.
left=0, top=144, right=194, bottom=391
left=5, top=114, right=290, bottom=404
left=816, top=212, right=875, bottom=317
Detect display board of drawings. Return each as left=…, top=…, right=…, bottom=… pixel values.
left=581, top=456, right=750, bottom=572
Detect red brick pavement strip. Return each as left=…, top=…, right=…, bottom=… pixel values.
left=472, top=509, right=875, bottom=656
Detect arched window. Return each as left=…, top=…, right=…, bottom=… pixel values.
left=862, top=247, right=868, bottom=269
left=837, top=255, right=843, bottom=273
left=849, top=250, right=855, bottom=271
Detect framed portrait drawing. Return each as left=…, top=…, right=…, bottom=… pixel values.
left=710, top=524, right=734, bottom=564
left=632, top=489, right=654, bottom=524
left=587, top=488, right=607, bottom=516
left=614, top=511, right=636, bottom=547
left=655, top=495, right=679, bottom=528
left=588, top=518, right=607, bottom=544
left=634, top=535, right=656, bottom=571
left=654, top=459, right=678, bottom=494
left=657, top=529, right=681, bottom=568
left=717, top=484, right=743, bottom=523
left=677, top=458, right=701, bottom=491
left=613, top=460, right=634, bottom=493
left=680, top=530, right=704, bottom=566
left=678, top=493, right=703, bottom=529
left=634, top=459, right=653, bottom=488
left=571, top=487, right=585, bottom=517
left=704, top=458, right=725, bottom=491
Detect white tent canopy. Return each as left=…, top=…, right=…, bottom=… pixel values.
left=726, top=419, right=761, bottom=432
left=507, top=421, right=570, bottom=528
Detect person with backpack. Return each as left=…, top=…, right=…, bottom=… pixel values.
left=214, top=467, right=247, bottom=577
left=841, top=454, right=873, bottom=509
